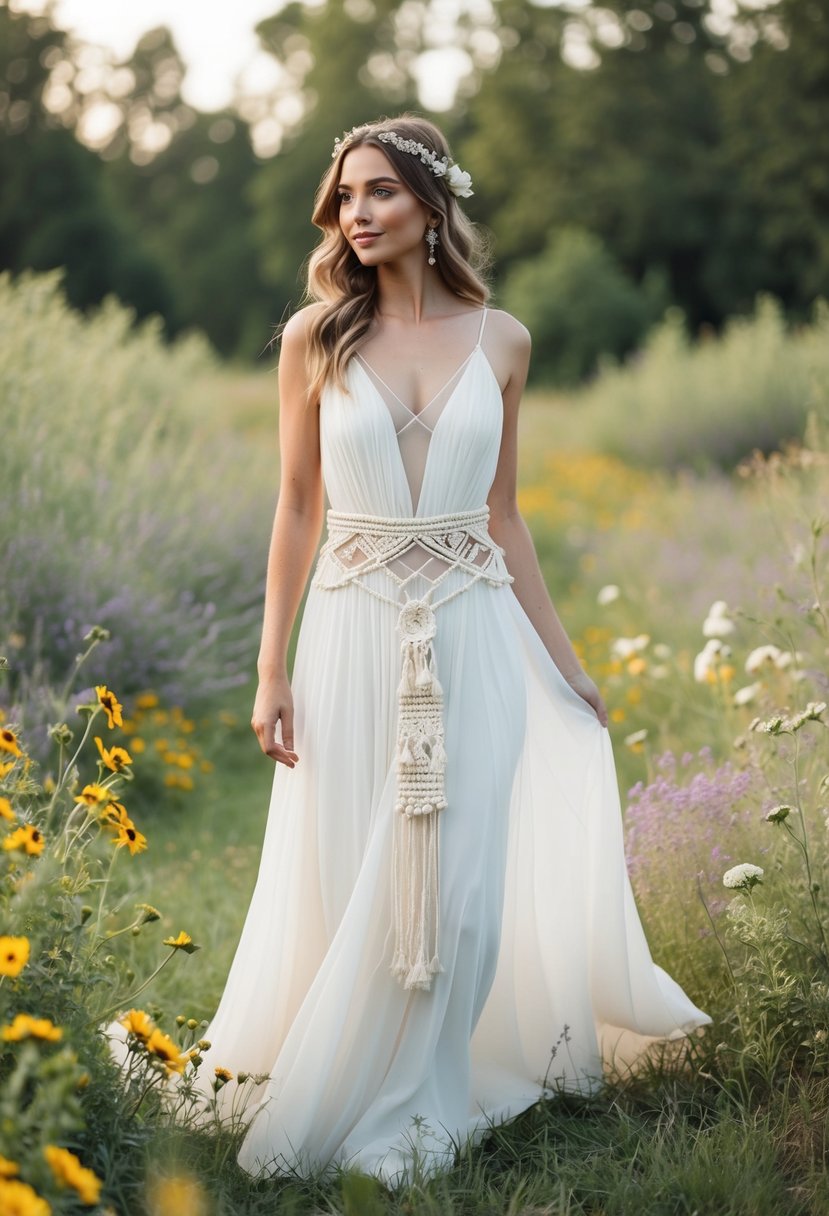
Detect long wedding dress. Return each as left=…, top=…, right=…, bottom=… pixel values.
left=104, top=307, right=710, bottom=1185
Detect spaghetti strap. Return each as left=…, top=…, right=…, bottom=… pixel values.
left=476, top=307, right=488, bottom=347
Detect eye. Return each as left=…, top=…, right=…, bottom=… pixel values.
left=373, top=187, right=393, bottom=198
left=337, top=190, right=352, bottom=204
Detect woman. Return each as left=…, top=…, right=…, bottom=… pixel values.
left=107, top=114, right=710, bottom=1186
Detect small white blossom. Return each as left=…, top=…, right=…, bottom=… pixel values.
left=650, top=664, right=670, bottom=680
left=611, top=634, right=650, bottom=659
left=624, top=728, right=648, bottom=750
left=764, top=804, right=792, bottom=824
left=733, top=682, right=761, bottom=707
left=745, top=645, right=782, bottom=674
left=597, top=584, right=620, bottom=606
left=694, top=638, right=730, bottom=683
left=703, top=600, right=736, bottom=637
left=723, top=862, right=764, bottom=890
left=653, top=642, right=672, bottom=660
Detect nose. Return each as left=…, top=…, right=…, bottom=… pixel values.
left=352, top=194, right=373, bottom=224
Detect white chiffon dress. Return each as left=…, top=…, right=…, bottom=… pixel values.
left=104, top=307, right=710, bottom=1186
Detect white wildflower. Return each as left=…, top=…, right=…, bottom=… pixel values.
left=745, top=645, right=782, bottom=674
left=733, top=682, right=761, bottom=707
left=597, top=584, right=620, bottom=606
left=703, top=600, right=735, bottom=637
left=694, top=638, right=730, bottom=683
left=650, top=664, right=670, bottom=680
left=624, top=728, right=648, bottom=751
left=722, top=862, right=764, bottom=890
left=653, top=642, right=672, bottom=660
left=611, top=634, right=650, bottom=659
left=764, top=804, right=792, bottom=824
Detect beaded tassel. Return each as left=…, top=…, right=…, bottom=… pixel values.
left=390, top=599, right=447, bottom=991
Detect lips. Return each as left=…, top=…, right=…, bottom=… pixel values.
left=354, top=233, right=381, bottom=244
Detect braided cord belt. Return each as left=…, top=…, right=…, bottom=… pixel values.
left=311, top=506, right=513, bottom=991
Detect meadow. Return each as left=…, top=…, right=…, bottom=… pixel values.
left=2, top=272, right=828, bottom=1215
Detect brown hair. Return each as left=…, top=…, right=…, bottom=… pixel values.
left=296, top=113, right=491, bottom=405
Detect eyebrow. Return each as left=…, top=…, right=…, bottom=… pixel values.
left=337, top=176, right=401, bottom=189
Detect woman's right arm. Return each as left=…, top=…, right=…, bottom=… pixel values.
left=251, top=306, right=325, bottom=766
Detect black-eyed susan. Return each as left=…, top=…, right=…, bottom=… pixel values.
left=95, top=685, right=123, bottom=729
left=1, top=1013, right=63, bottom=1042
left=146, top=1028, right=187, bottom=1074
left=119, top=1008, right=155, bottom=1042
left=44, top=1144, right=103, bottom=1206
left=94, top=736, right=133, bottom=773
left=113, top=821, right=147, bottom=856
left=0, top=936, right=30, bottom=977
left=2, top=824, right=44, bottom=856
left=0, top=728, right=22, bottom=758
left=73, top=783, right=112, bottom=809
left=0, top=1177, right=51, bottom=1216
left=162, top=930, right=199, bottom=954
left=0, top=796, right=15, bottom=822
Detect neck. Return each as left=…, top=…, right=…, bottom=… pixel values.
left=374, top=253, right=454, bottom=323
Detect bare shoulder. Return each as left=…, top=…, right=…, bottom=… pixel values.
left=485, top=306, right=531, bottom=352
left=483, top=307, right=531, bottom=391
left=279, top=302, right=326, bottom=355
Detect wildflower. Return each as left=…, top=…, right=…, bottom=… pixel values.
left=146, top=1028, right=188, bottom=1074
left=120, top=1008, right=155, bottom=1042
left=597, top=584, right=620, bottom=606
left=74, top=783, right=112, bottom=809
left=0, top=796, right=15, bottom=822
left=786, top=701, right=827, bottom=731
left=0, top=760, right=16, bottom=777
left=146, top=1173, right=209, bottom=1216
left=95, top=685, right=123, bottom=728
left=44, top=1144, right=103, bottom=1205
left=0, top=1178, right=51, bottom=1216
left=733, top=682, right=761, bottom=707
left=702, top=600, right=735, bottom=637
left=164, top=772, right=195, bottom=791
left=214, top=1066, right=233, bottom=1088
left=130, top=737, right=146, bottom=753
left=624, top=728, right=648, bottom=754
left=722, top=863, right=764, bottom=891
left=94, top=736, right=133, bottom=772
left=764, top=804, right=792, bottom=824
left=101, top=800, right=130, bottom=830
left=610, top=707, right=626, bottom=723
left=0, top=1155, right=19, bottom=1178
left=611, top=634, right=650, bottom=660
left=0, top=728, right=22, bottom=757
left=744, top=645, right=791, bottom=674
left=135, top=692, right=159, bottom=710
left=0, top=936, right=30, bottom=977
left=693, top=638, right=731, bottom=683
left=136, top=903, right=161, bottom=923
left=627, top=656, right=647, bottom=677
left=163, top=931, right=199, bottom=954
left=1, top=1013, right=63, bottom=1042
left=113, top=821, right=147, bottom=856
left=2, top=824, right=45, bottom=856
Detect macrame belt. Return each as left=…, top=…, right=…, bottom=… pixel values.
left=311, top=506, right=513, bottom=992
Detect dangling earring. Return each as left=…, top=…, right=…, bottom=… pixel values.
left=425, top=226, right=439, bottom=266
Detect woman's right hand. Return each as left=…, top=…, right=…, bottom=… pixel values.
left=251, top=675, right=299, bottom=767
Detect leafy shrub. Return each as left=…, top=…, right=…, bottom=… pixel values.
left=501, top=226, right=663, bottom=386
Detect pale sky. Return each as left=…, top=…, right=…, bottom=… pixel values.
left=11, top=0, right=475, bottom=112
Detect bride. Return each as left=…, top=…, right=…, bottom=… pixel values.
left=105, top=113, right=710, bottom=1187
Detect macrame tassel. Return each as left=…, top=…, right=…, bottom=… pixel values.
left=392, top=598, right=447, bottom=992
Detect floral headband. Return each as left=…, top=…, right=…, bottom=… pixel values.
left=331, top=127, right=474, bottom=198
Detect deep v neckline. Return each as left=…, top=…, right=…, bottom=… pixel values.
left=351, top=345, right=499, bottom=516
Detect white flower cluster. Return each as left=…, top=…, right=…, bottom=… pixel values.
left=331, top=126, right=474, bottom=197
left=722, top=862, right=764, bottom=890
left=610, top=633, right=650, bottom=659
left=694, top=637, right=731, bottom=683
left=703, top=600, right=735, bottom=637
left=750, top=700, right=827, bottom=735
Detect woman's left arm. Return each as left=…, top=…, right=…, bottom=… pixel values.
left=486, top=314, right=608, bottom=728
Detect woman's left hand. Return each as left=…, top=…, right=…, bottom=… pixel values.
left=565, top=671, right=609, bottom=727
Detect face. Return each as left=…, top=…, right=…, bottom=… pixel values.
left=336, top=143, right=434, bottom=267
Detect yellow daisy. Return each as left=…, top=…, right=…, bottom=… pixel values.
left=113, top=821, right=147, bottom=856
left=44, top=1144, right=103, bottom=1205
left=135, top=692, right=159, bottom=710
left=0, top=796, right=16, bottom=822
left=146, top=1028, right=187, bottom=1074
left=1, top=1013, right=63, bottom=1042
left=94, top=736, right=133, bottom=772
left=95, top=685, right=123, bottom=729
left=119, top=1008, right=155, bottom=1043
left=0, top=1154, right=19, bottom=1178
left=162, top=931, right=199, bottom=953
left=0, top=728, right=22, bottom=757
left=2, top=824, right=45, bottom=856
left=0, top=936, right=30, bottom=977
left=0, top=1177, right=51, bottom=1215
left=73, top=783, right=111, bottom=809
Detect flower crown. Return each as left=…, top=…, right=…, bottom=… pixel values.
left=331, top=127, right=474, bottom=198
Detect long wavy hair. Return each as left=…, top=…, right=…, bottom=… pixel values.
left=296, top=114, right=491, bottom=405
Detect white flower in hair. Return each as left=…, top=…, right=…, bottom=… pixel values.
left=446, top=164, right=473, bottom=197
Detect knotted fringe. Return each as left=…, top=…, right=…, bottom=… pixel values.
left=391, top=624, right=447, bottom=992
